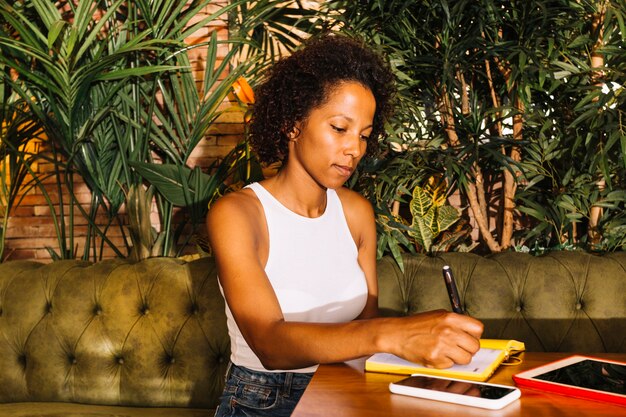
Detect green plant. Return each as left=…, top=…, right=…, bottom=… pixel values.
left=349, top=148, right=435, bottom=269
left=322, top=0, right=626, bottom=260
left=127, top=0, right=321, bottom=257
left=0, top=0, right=188, bottom=259
left=0, top=0, right=319, bottom=261
left=125, top=183, right=164, bottom=260
left=129, top=140, right=264, bottom=256
left=367, top=172, right=474, bottom=270
left=229, top=1, right=323, bottom=81
left=408, top=179, right=461, bottom=253
left=0, top=93, right=46, bottom=260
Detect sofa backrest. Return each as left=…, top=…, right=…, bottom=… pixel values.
left=377, top=252, right=626, bottom=353
left=1, top=252, right=624, bottom=409
left=0, top=257, right=228, bottom=408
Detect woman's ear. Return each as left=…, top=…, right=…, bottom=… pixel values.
left=286, top=125, right=301, bottom=142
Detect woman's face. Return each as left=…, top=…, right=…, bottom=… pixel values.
left=288, top=81, right=376, bottom=189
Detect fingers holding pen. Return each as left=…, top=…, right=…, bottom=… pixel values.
left=375, top=267, right=484, bottom=370
left=429, top=309, right=484, bottom=343
left=387, top=310, right=484, bottom=369
left=438, top=311, right=484, bottom=364
left=454, top=312, right=484, bottom=340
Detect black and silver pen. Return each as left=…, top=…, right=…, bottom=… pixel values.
left=442, top=265, right=463, bottom=314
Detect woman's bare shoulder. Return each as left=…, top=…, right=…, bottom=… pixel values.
left=335, top=187, right=376, bottom=251
left=206, top=187, right=263, bottom=233
left=211, top=187, right=259, bottom=210
left=335, top=187, right=374, bottom=215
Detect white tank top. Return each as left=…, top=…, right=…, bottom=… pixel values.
left=221, top=182, right=368, bottom=373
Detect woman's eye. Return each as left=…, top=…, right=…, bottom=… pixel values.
left=331, top=125, right=346, bottom=133
left=360, top=134, right=370, bottom=141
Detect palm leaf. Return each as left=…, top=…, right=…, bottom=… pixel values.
left=128, top=162, right=219, bottom=209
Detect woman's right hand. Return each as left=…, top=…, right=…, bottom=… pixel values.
left=381, top=310, right=484, bottom=369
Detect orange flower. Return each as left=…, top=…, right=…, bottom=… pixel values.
left=232, top=77, right=254, bottom=105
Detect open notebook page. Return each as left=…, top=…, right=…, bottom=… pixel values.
left=368, top=348, right=502, bottom=374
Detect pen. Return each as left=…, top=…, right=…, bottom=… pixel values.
left=442, top=265, right=464, bottom=314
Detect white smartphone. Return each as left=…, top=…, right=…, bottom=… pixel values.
left=389, top=374, right=521, bottom=410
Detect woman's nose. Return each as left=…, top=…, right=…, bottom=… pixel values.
left=344, top=134, right=365, bottom=158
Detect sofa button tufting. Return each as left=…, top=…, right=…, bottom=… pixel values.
left=515, top=305, right=522, bottom=312
left=576, top=302, right=582, bottom=310
left=117, top=357, right=124, bottom=365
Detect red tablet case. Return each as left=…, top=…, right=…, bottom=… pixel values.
left=513, top=355, right=626, bottom=407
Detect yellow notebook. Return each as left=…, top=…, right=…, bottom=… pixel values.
left=365, top=339, right=525, bottom=382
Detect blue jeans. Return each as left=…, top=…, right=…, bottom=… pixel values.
left=214, top=362, right=313, bottom=417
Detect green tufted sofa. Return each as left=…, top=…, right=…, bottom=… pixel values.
left=377, top=251, right=626, bottom=353
left=0, top=252, right=624, bottom=416
left=0, top=257, right=228, bottom=417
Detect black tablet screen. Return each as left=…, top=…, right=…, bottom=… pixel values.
left=534, top=359, right=626, bottom=395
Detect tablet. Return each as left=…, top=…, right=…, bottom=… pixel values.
left=513, top=355, right=626, bottom=407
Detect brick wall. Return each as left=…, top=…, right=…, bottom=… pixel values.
left=3, top=3, right=245, bottom=262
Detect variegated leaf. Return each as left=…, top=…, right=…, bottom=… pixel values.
left=409, top=216, right=433, bottom=252
left=437, top=205, right=460, bottom=233
left=410, top=185, right=432, bottom=218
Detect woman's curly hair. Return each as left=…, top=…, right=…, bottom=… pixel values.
left=248, top=34, right=396, bottom=165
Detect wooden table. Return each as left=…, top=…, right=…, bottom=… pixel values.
left=293, top=353, right=626, bottom=416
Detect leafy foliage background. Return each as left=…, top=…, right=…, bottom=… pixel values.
left=321, top=0, right=626, bottom=264
left=1, top=0, right=625, bottom=263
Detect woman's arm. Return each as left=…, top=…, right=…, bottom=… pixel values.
left=207, top=189, right=483, bottom=371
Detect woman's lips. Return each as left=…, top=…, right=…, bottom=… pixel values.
left=334, top=164, right=353, bottom=176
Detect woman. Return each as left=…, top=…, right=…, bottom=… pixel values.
left=206, top=34, right=483, bottom=417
